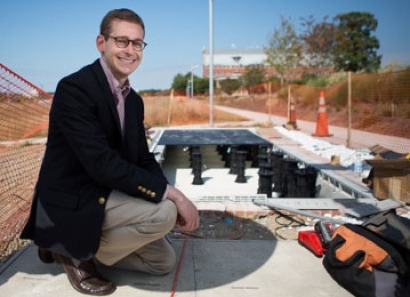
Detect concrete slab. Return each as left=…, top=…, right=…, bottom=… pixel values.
left=190, top=240, right=351, bottom=297
left=0, top=240, right=352, bottom=297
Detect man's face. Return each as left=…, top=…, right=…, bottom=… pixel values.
left=96, top=20, right=145, bottom=85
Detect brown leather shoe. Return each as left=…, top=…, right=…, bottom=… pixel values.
left=53, top=253, right=116, bottom=296
left=38, top=247, right=54, bottom=264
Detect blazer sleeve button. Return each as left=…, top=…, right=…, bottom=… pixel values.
left=150, top=192, right=156, bottom=199
left=98, top=197, right=106, bottom=205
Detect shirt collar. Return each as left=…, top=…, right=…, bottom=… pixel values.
left=99, top=58, right=131, bottom=97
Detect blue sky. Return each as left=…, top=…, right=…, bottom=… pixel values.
left=1, top=0, right=409, bottom=91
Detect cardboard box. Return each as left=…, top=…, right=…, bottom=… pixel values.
left=366, top=159, right=410, bottom=204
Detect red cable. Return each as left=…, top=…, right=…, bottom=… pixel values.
left=169, top=237, right=188, bottom=297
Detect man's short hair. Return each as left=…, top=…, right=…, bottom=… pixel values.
left=100, top=8, right=145, bottom=38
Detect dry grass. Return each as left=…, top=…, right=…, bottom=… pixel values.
left=0, top=97, right=247, bottom=144
left=143, top=96, right=247, bottom=126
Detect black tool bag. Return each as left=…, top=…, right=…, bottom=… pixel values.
left=322, top=210, right=410, bottom=297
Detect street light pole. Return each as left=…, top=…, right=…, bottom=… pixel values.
left=186, top=81, right=190, bottom=98
left=209, top=0, right=214, bottom=127
left=189, top=65, right=199, bottom=99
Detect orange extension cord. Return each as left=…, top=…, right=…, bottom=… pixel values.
left=169, top=237, right=188, bottom=297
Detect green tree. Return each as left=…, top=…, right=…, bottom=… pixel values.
left=171, top=73, right=210, bottom=95
left=241, top=65, right=265, bottom=94
left=194, top=77, right=210, bottom=95
left=219, top=78, right=241, bottom=95
left=333, top=12, right=381, bottom=72
left=265, top=16, right=303, bottom=84
left=171, top=73, right=189, bottom=94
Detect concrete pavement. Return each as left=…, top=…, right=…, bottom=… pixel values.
left=0, top=239, right=352, bottom=297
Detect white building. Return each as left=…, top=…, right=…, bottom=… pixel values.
left=202, top=48, right=323, bottom=83
left=202, top=48, right=275, bottom=81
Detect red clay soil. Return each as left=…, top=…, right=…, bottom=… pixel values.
left=220, top=96, right=410, bottom=139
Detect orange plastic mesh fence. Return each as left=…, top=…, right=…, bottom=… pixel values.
left=0, top=145, right=45, bottom=259
left=276, top=70, right=410, bottom=154
left=347, top=70, right=410, bottom=153
left=0, top=63, right=51, bottom=144
left=0, top=63, right=51, bottom=259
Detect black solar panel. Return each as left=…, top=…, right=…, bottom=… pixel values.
left=158, top=129, right=271, bottom=146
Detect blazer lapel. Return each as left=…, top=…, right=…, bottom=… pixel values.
left=91, top=60, right=123, bottom=135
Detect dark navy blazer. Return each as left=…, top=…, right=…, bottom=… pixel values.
left=21, top=60, right=168, bottom=260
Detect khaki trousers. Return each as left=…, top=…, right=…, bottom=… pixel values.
left=95, top=190, right=177, bottom=275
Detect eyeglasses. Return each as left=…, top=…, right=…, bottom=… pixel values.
left=108, top=36, right=147, bottom=51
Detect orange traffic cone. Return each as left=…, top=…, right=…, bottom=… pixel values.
left=285, top=95, right=298, bottom=130
left=312, top=91, right=332, bottom=137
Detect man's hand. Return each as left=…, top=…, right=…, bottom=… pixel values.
left=166, top=185, right=200, bottom=231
